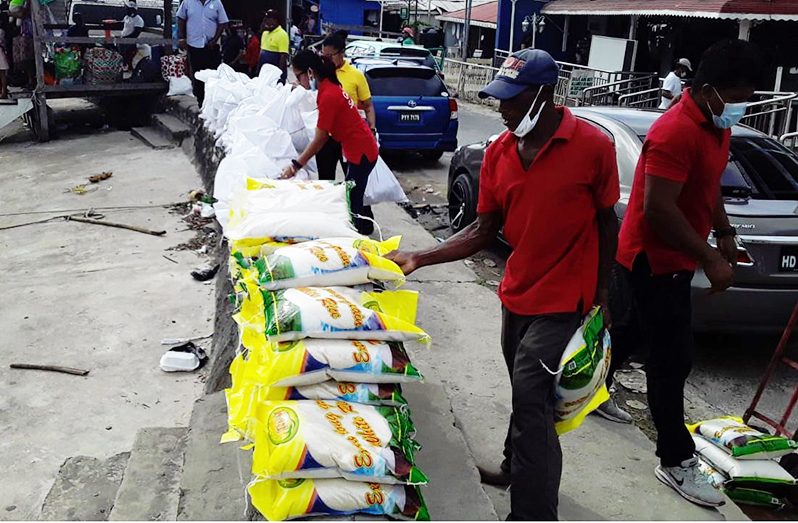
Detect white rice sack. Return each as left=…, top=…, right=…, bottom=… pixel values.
left=225, top=180, right=358, bottom=241
left=693, top=416, right=798, bottom=460
left=248, top=237, right=405, bottom=290
left=244, top=339, right=423, bottom=387
left=248, top=478, right=429, bottom=521
left=693, top=435, right=797, bottom=488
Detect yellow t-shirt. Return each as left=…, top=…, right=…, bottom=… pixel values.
left=261, top=26, right=289, bottom=53
left=336, top=60, right=372, bottom=106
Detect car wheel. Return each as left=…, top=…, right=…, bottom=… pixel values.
left=449, top=172, right=477, bottom=233
left=421, top=150, right=444, bottom=162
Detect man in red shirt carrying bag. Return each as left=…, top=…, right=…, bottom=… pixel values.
left=616, top=39, right=763, bottom=507
left=388, top=49, right=620, bottom=520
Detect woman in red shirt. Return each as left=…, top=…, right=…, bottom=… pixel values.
left=281, top=50, right=379, bottom=235
left=244, top=25, right=262, bottom=77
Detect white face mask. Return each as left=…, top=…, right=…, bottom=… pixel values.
left=513, top=86, right=546, bottom=138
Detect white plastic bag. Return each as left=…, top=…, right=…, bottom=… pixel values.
left=364, top=157, right=407, bottom=205
left=167, top=75, right=193, bottom=97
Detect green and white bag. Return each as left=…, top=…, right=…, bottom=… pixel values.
left=551, top=307, right=611, bottom=435
left=692, top=416, right=798, bottom=460
left=693, top=435, right=797, bottom=490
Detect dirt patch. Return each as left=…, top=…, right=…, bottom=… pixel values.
left=167, top=202, right=220, bottom=254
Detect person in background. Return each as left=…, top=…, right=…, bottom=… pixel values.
left=221, top=25, right=246, bottom=74
left=244, top=24, right=261, bottom=77
left=659, top=58, right=692, bottom=110
left=289, top=19, right=301, bottom=54
left=176, top=0, right=229, bottom=106
left=385, top=49, right=620, bottom=520
left=315, top=30, right=377, bottom=181
left=283, top=50, right=379, bottom=236
left=616, top=39, right=762, bottom=507
left=118, top=1, right=144, bottom=68
left=66, top=11, right=88, bottom=37
left=398, top=26, right=414, bottom=45
left=0, top=21, right=8, bottom=98
left=258, top=9, right=288, bottom=82
left=120, top=1, right=143, bottom=38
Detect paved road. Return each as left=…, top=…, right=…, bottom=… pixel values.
left=388, top=100, right=797, bottom=452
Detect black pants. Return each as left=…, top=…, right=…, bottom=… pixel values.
left=606, top=261, right=646, bottom=388
left=346, top=154, right=377, bottom=235
left=625, top=254, right=695, bottom=467
left=187, top=46, right=221, bottom=106
left=316, top=138, right=344, bottom=181
left=500, top=309, right=581, bottom=521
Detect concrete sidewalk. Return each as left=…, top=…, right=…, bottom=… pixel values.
left=0, top=131, right=214, bottom=519
left=374, top=203, right=748, bottom=521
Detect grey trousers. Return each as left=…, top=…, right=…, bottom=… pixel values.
left=500, top=308, right=581, bottom=521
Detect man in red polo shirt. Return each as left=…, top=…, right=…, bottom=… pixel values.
left=616, top=39, right=762, bottom=507
left=388, top=49, right=619, bottom=520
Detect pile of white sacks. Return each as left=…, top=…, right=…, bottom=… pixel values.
left=195, top=63, right=406, bottom=235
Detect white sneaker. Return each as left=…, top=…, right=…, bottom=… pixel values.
left=655, top=458, right=726, bottom=508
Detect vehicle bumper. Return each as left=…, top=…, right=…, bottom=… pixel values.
left=379, top=134, right=458, bottom=151
left=691, top=271, right=798, bottom=333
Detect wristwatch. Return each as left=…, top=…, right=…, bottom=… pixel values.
left=712, top=226, right=737, bottom=239
left=291, top=159, right=303, bottom=171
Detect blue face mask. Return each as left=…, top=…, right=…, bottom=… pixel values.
left=708, top=87, right=747, bottom=129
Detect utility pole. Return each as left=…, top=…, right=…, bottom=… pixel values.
left=285, top=0, right=291, bottom=33
left=509, top=0, right=518, bottom=52
left=461, top=0, right=472, bottom=60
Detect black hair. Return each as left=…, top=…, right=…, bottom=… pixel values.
left=292, top=49, right=340, bottom=85
left=692, top=39, right=764, bottom=91
left=322, top=30, right=347, bottom=52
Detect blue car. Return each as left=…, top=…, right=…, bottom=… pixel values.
left=352, top=58, right=458, bottom=161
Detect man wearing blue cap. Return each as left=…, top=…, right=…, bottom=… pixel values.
left=388, top=49, right=620, bottom=519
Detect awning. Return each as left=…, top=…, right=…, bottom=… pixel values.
left=436, top=1, right=498, bottom=28
left=541, top=0, right=798, bottom=21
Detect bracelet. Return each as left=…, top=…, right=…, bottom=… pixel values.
left=291, top=159, right=303, bottom=170
left=712, top=226, right=737, bottom=239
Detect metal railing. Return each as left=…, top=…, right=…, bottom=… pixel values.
left=577, top=74, right=659, bottom=107
left=618, top=87, right=662, bottom=109
left=741, top=92, right=797, bottom=138
left=781, top=131, right=798, bottom=151
left=442, top=58, right=499, bottom=106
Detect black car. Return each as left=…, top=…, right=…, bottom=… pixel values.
left=447, top=106, right=798, bottom=332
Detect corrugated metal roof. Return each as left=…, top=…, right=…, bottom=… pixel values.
left=436, top=0, right=498, bottom=28
left=378, top=0, right=494, bottom=14
left=541, top=0, right=798, bottom=21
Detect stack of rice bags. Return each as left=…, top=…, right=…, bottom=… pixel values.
left=217, top=179, right=431, bottom=521
left=691, top=416, right=797, bottom=509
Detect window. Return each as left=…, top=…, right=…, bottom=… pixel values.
left=366, top=68, right=446, bottom=97
left=731, top=137, right=798, bottom=200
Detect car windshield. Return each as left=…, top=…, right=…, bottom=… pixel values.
left=365, top=68, right=446, bottom=97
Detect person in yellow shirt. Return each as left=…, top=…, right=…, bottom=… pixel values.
left=258, top=9, right=289, bottom=83
left=316, top=30, right=377, bottom=180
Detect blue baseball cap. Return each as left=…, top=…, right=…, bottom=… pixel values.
left=479, top=49, right=559, bottom=100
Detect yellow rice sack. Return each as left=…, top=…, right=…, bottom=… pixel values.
left=248, top=478, right=430, bottom=521
left=250, top=400, right=427, bottom=484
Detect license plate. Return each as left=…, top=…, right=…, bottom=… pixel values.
left=399, top=113, right=421, bottom=122
left=778, top=246, right=798, bottom=272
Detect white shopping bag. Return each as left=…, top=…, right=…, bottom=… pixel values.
left=364, top=156, right=408, bottom=205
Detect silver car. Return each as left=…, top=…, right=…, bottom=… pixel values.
left=447, top=106, right=798, bottom=332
